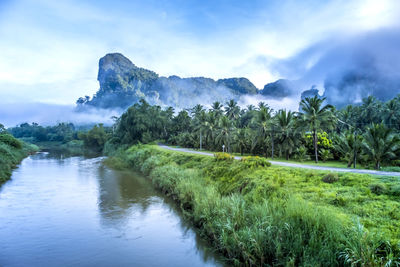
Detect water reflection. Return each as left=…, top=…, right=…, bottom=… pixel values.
left=0, top=152, right=224, bottom=267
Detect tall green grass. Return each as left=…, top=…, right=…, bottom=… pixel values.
left=110, top=145, right=400, bottom=266
left=0, top=134, right=38, bottom=184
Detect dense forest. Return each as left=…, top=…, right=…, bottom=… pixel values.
left=107, top=95, right=400, bottom=170
left=8, top=122, right=111, bottom=153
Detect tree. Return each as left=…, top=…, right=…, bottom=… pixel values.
left=216, top=116, right=234, bottom=153
left=362, top=123, right=399, bottom=170
left=0, top=123, right=6, bottom=133
left=334, top=130, right=363, bottom=168
left=211, top=101, right=224, bottom=118
left=252, top=105, right=273, bottom=158
left=298, top=96, right=336, bottom=163
left=234, top=127, right=250, bottom=155
left=275, top=110, right=298, bottom=160
left=225, top=99, right=240, bottom=121
left=79, top=124, right=109, bottom=152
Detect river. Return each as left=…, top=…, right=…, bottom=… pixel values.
left=0, top=152, right=224, bottom=266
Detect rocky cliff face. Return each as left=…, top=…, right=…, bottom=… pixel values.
left=260, top=79, right=294, bottom=98
left=77, top=53, right=292, bottom=110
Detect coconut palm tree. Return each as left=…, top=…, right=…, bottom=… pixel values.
left=234, top=127, right=250, bottom=155
left=362, top=123, right=400, bottom=169
left=192, top=110, right=207, bottom=150
left=384, top=98, right=400, bottom=129
left=225, top=99, right=240, bottom=121
left=275, top=109, right=298, bottom=160
left=334, top=130, right=363, bottom=168
left=211, top=101, right=224, bottom=118
left=252, top=106, right=274, bottom=158
left=216, top=116, right=234, bottom=153
left=298, top=96, right=336, bottom=163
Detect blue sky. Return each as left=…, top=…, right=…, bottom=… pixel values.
left=0, top=0, right=399, bottom=106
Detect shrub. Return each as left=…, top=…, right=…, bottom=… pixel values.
left=389, top=185, right=400, bottom=196
left=240, top=156, right=271, bottom=168
left=295, top=146, right=309, bottom=162
left=322, top=173, right=339, bottom=183
left=320, top=148, right=332, bottom=163
left=369, top=184, right=387, bottom=195
left=214, top=152, right=234, bottom=161
left=0, top=134, right=22, bottom=149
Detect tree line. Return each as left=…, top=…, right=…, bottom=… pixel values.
left=112, top=95, right=400, bottom=170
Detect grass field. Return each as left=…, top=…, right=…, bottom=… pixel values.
left=105, top=145, right=400, bottom=266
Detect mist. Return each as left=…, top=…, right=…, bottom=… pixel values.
left=270, top=27, right=400, bottom=107
left=0, top=102, right=121, bottom=128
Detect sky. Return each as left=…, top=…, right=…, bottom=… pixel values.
left=0, top=0, right=399, bottom=125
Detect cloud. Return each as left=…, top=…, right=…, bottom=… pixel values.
left=267, top=27, right=400, bottom=106
left=1, top=0, right=399, bottom=117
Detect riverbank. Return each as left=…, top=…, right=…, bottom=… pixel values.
left=0, top=133, right=38, bottom=185
left=106, top=144, right=400, bottom=266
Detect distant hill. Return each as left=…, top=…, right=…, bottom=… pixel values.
left=76, top=53, right=296, bottom=110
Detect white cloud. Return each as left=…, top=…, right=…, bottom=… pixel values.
left=0, top=0, right=399, bottom=110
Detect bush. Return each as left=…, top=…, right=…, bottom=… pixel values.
left=322, top=173, right=339, bottom=183
left=240, top=156, right=271, bottom=169
left=0, top=134, right=22, bottom=149
left=369, top=184, right=387, bottom=195
left=214, top=152, right=234, bottom=161
left=389, top=185, right=400, bottom=196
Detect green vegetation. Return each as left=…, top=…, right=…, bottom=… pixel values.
left=106, top=145, right=400, bottom=266
left=8, top=122, right=112, bottom=154
left=106, top=94, right=400, bottom=170
left=0, top=124, right=38, bottom=184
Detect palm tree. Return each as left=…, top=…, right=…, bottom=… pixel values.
left=192, top=110, right=207, bottom=150
left=362, top=123, right=399, bottom=169
left=335, top=130, right=363, bottom=168
left=211, top=101, right=224, bottom=118
left=225, top=99, right=240, bottom=120
left=191, top=104, right=204, bottom=117
left=252, top=106, right=273, bottom=158
left=384, top=98, right=400, bottom=129
left=275, top=110, right=297, bottom=160
left=234, top=127, right=250, bottom=155
left=202, top=112, right=219, bottom=149
left=361, top=96, right=381, bottom=125
left=298, top=96, right=336, bottom=163
left=216, top=116, right=234, bottom=153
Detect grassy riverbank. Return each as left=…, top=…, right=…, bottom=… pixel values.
left=106, top=145, right=400, bottom=266
left=0, top=133, right=39, bottom=184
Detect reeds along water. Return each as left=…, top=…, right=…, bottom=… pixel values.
left=110, top=145, right=400, bottom=266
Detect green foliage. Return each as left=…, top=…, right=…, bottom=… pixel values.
left=108, top=145, right=400, bottom=265
left=214, top=152, right=234, bottom=161
left=240, top=156, right=271, bottom=168
left=294, top=146, right=309, bottom=162
left=0, top=131, right=38, bottom=184
left=0, top=134, right=22, bottom=149
left=369, top=184, right=387, bottom=195
left=298, top=96, right=336, bottom=163
left=320, top=148, right=332, bottom=162
left=78, top=124, right=110, bottom=152
left=322, top=173, right=339, bottom=183
left=362, top=123, right=400, bottom=170
left=9, top=122, right=76, bottom=143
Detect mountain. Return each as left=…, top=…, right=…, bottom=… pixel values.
left=77, top=53, right=263, bottom=110
left=260, top=79, right=294, bottom=98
